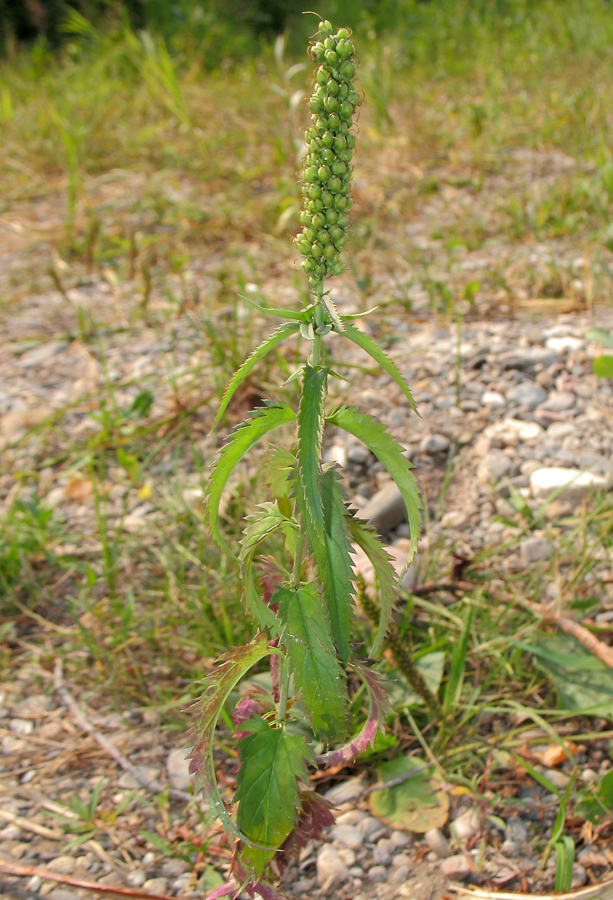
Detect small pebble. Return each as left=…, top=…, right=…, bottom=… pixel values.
left=452, top=808, right=481, bottom=841
left=505, top=816, right=528, bottom=845
left=441, top=854, right=474, bottom=880
left=317, top=845, right=348, bottom=887
left=331, top=823, right=363, bottom=850
left=127, top=870, right=147, bottom=887
left=143, top=878, right=168, bottom=894
left=390, top=830, right=412, bottom=849
left=424, top=827, right=451, bottom=858
left=368, top=865, right=389, bottom=883
left=390, top=864, right=412, bottom=883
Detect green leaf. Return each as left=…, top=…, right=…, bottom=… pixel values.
left=442, top=607, right=473, bottom=714
left=297, top=367, right=328, bottom=540
left=238, top=502, right=296, bottom=632
left=346, top=516, right=398, bottom=658
left=576, top=769, right=613, bottom=824
left=518, top=634, right=613, bottom=713
left=586, top=326, right=613, bottom=349
left=187, top=634, right=273, bottom=838
left=554, top=835, right=575, bottom=892
left=238, top=293, right=309, bottom=321
left=321, top=293, right=345, bottom=332
left=369, top=755, right=449, bottom=832
left=212, top=323, right=300, bottom=429
left=327, top=406, right=422, bottom=563
left=206, top=403, right=296, bottom=557
left=276, top=584, right=349, bottom=741
left=593, top=355, right=613, bottom=379
left=235, top=721, right=314, bottom=877
left=340, top=323, right=418, bottom=413
left=320, top=468, right=355, bottom=666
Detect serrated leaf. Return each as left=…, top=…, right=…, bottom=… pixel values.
left=297, top=366, right=328, bottom=539
left=586, top=326, right=613, bottom=348
left=276, top=584, right=349, bottom=741
left=340, top=322, right=418, bottom=413
left=316, top=659, right=393, bottom=767
left=235, top=721, right=314, bottom=877
left=238, top=502, right=296, bottom=632
left=326, top=406, right=422, bottom=562
left=206, top=403, right=296, bottom=557
left=369, top=755, right=449, bottom=832
left=593, top=354, right=613, bottom=379
left=212, top=324, right=300, bottom=429
left=346, top=515, right=399, bottom=658
left=320, top=468, right=355, bottom=666
left=321, top=293, right=345, bottom=332
left=188, top=634, right=272, bottom=837
left=277, top=790, right=336, bottom=868
left=239, top=293, right=309, bottom=321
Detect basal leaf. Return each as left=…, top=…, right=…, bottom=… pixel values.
left=238, top=502, right=296, bottom=632
left=369, top=755, right=449, bottom=832
left=206, top=403, right=296, bottom=557
left=188, top=634, right=272, bottom=837
left=340, top=322, right=418, bottom=413
left=326, top=406, right=422, bottom=562
left=235, top=721, right=313, bottom=878
left=347, top=515, right=399, bottom=658
left=320, top=468, right=355, bottom=666
left=593, top=355, right=613, bottom=379
left=316, top=659, right=393, bottom=767
left=212, top=323, right=300, bottom=429
left=297, top=366, right=328, bottom=539
left=276, top=584, right=349, bottom=741
left=586, top=326, right=613, bottom=349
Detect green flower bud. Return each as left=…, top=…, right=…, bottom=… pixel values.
left=327, top=113, right=341, bottom=130
left=311, top=212, right=326, bottom=229
left=337, top=27, right=350, bottom=40
left=324, top=37, right=336, bottom=51
left=331, top=159, right=347, bottom=176
left=325, top=49, right=340, bottom=66
left=311, top=42, right=325, bottom=62
left=319, top=20, right=333, bottom=35
left=318, top=229, right=331, bottom=244
left=339, top=60, right=356, bottom=80
left=321, top=190, right=333, bottom=206
left=323, top=243, right=337, bottom=259
left=320, top=147, right=334, bottom=162
left=317, top=165, right=331, bottom=182
left=323, top=95, right=340, bottom=113
left=325, top=209, right=338, bottom=225
left=311, top=241, right=323, bottom=258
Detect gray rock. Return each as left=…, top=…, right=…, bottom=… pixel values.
left=9, top=718, right=34, bottom=736
left=347, top=444, right=371, bottom=465
left=127, top=870, right=147, bottom=887
left=161, top=858, right=189, bottom=876
left=359, top=482, right=406, bottom=534
left=420, top=433, right=451, bottom=455
left=501, top=839, right=521, bottom=856
left=501, top=347, right=561, bottom=371
left=357, top=815, right=385, bottom=841
left=440, top=854, right=474, bottom=881
left=167, top=748, right=192, bottom=791
left=143, top=878, right=168, bottom=894
left=389, top=830, right=412, bottom=850
left=294, top=877, right=316, bottom=894
left=324, top=444, right=347, bottom=468
left=337, top=809, right=368, bottom=826
left=506, top=382, right=547, bottom=408
left=49, top=891, right=80, bottom=900
left=530, top=467, right=610, bottom=501
left=47, top=856, right=76, bottom=874
left=505, top=816, right=528, bottom=845
left=451, top=808, right=481, bottom=841
left=477, top=451, right=512, bottom=484
left=331, top=823, right=363, bottom=850
left=373, top=837, right=392, bottom=866
left=572, top=864, right=588, bottom=888
left=547, top=422, right=577, bottom=439
left=519, top=536, right=551, bottom=566
left=390, top=864, right=412, bottom=883
left=317, top=845, right=349, bottom=887
left=325, top=776, right=364, bottom=805
left=368, top=865, right=389, bottom=883
left=424, top=827, right=451, bottom=858
left=541, top=391, right=576, bottom=412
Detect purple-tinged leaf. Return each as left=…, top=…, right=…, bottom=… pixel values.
left=206, top=882, right=240, bottom=900
left=233, top=686, right=275, bottom=746
left=274, top=791, right=335, bottom=871
left=316, top=659, right=393, bottom=768
left=187, top=634, right=273, bottom=835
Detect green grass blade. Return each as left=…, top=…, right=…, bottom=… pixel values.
left=340, top=323, right=418, bottom=413
left=321, top=468, right=355, bottom=666
left=206, top=403, right=296, bottom=557
left=212, top=323, right=300, bottom=429
left=346, top=515, right=398, bottom=658
left=442, top=607, right=473, bottom=714
left=554, top=834, right=575, bottom=891
left=238, top=294, right=309, bottom=321
left=276, top=584, right=349, bottom=741
left=326, top=406, right=422, bottom=561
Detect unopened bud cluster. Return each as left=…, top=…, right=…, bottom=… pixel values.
left=295, top=20, right=359, bottom=291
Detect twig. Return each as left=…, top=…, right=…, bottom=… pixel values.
left=526, top=601, right=613, bottom=669
left=53, top=660, right=193, bottom=803
left=451, top=874, right=613, bottom=900
left=0, top=859, right=185, bottom=900
left=0, top=809, right=62, bottom=840
left=410, top=580, right=474, bottom=597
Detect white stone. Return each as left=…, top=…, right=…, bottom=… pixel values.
left=420, top=433, right=451, bottom=455
left=9, top=718, right=34, bottom=736
left=118, top=765, right=160, bottom=790
left=325, top=775, right=364, bottom=805
left=317, top=844, right=349, bottom=887
left=368, top=865, right=389, bottom=883
left=166, top=748, right=192, bottom=791
left=519, top=536, right=551, bottom=566
left=481, top=391, right=505, bottom=406
left=441, top=854, right=473, bottom=881
left=390, top=830, right=412, bottom=849
left=441, top=510, right=468, bottom=529
left=127, top=870, right=147, bottom=887
left=357, top=815, right=385, bottom=841
left=530, top=467, right=610, bottom=501
left=143, top=878, right=168, bottom=894
left=424, top=827, right=451, bottom=858
left=546, top=336, right=583, bottom=352
left=451, top=808, right=481, bottom=841
left=47, top=856, right=76, bottom=875
left=331, top=823, right=363, bottom=850
left=336, top=809, right=368, bottom=826
left=484, top=417, right=544, bottom=445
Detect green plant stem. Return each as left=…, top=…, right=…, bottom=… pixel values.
left=292, top=531, right=306, bottom=587
left=277, top=655, right=290, bottom=722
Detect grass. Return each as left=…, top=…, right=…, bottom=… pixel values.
left=2, top=0, right=613, bottom=881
